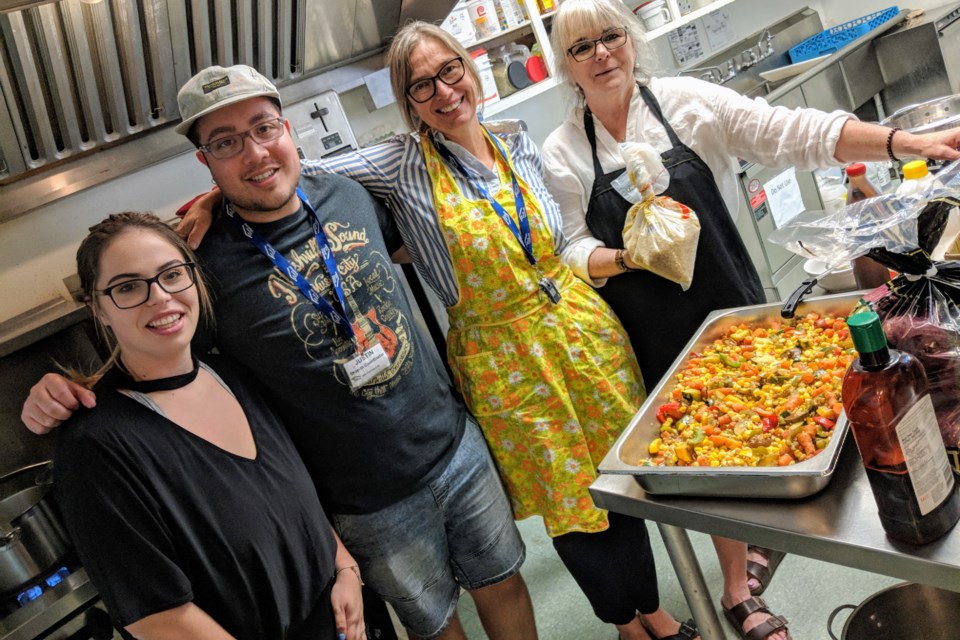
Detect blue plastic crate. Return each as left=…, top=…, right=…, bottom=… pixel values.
left=788, top=7, right=900, bottom=63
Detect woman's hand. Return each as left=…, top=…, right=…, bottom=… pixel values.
left=331, top=566, right=365, bottom=640
left=176, top=188, right=222, bottom=250
left=21, top=373, right=96, bottom=434
left=587, top=246, right=643, bottom=279
left=908, top=128, right=960, bottom=162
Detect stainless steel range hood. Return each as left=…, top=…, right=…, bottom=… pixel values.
left=0, top=0, right=455, bottom=223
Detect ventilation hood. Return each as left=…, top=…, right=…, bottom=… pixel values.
left=0, top=0, right=456, bottom=223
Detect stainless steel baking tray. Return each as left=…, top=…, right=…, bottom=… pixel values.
left=598, top=292, right=863, bottom=498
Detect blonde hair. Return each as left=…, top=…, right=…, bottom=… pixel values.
left=387, top=21, right=483, bottom=133
left=68, top=212, right=213, bottom=388
left=550, top=0, right=655, bottom=90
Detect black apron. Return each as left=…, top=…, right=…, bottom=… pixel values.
left=584, top=84, right=764, bottom=390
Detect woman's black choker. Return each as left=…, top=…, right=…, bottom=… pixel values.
left=119, top=356, right=200, bottom=393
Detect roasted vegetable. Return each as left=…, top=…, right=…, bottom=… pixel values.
left=638, top=312, right=855, bottom=468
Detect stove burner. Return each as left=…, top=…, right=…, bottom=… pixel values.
left=0, top=558, right=82, bottom=621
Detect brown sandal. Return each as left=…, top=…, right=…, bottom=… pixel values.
left=722, top=596, right=790, bottom=640
left=746, top=545, right=785, bottom=596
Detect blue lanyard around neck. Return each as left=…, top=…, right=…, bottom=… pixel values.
left=433, top=130, right=536, bottom=266
left=223, top=187, right=355, bottom=341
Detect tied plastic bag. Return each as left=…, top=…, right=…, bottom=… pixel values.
left=854, top=264, right=960, bottom=472
left=619, top=142, right=701, bottom=290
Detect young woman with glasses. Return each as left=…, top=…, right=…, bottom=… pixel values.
left=541, top=1, right=960, bottom=638
left=53, top=212, right=365, bottom=640
left=180, top=21, right=695, bottom=640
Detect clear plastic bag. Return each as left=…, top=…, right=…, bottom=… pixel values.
left=855, top=264, right=960, bottom=466
left=619, top=142, right=701, bottom=290
left=768, top=159, right=960, bottom=271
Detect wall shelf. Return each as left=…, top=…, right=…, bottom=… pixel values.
left=646, top=0, right=737, bottom=40
left=484, top=76, right=559, bottom=117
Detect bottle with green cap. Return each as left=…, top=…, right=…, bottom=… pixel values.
left=842, top=311, right=960, bottom=544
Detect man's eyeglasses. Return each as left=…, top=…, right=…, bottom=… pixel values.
left=97, top=263, right=197, bottom=309
left=407, top=57, right=466, bottom=104
left=566, top=27, right=629, bottom=62
left=199, top=118, right=286, bottom=160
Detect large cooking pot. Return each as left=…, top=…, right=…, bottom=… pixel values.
left=881, top=93, right=960, bottom=135
left=827, top=582, right=960, bottom=640
left=0, top=462, right=71, bottom=596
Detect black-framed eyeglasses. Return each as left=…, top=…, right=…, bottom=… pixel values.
left=97, top=263, right=197, bottom=309
left=406, top=57, right=466, bottom=104
left=198, top=117, right=285, bottom=160
left=566, top=27, right=629, bottom=62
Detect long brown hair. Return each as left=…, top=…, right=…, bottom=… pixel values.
left=68, top=212, right=213, bottom=387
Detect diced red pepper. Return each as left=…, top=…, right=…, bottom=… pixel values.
left=656, top=402, right=683, bottom=423
left=761, top=415, right=779, bottom=432
left=813, top=416, right=836, bottom=430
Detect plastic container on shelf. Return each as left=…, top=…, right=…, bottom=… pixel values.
left=468, top=0, right=502, bottom=38
left=536, top=0, right=556, bottom=14
left=788, top=6, right=899, bottom=63
left=636, top=0, right=672, bottom=31
left=470, top=48, right=501, bottom=107
left=441, top=7, right=478, bottom=46
left=495, top=0, right=527, bottom=30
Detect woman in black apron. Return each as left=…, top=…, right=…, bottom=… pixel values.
left=544, top=1, right=960, bottom=637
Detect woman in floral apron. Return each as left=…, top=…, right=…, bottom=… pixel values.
left=326, top=21, right=696, bottom=640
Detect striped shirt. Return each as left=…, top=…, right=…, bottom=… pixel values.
left=301, top=120, right=567, bottom=307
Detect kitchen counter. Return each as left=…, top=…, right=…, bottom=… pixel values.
left=590, top=438, right=960, bottom=639
left=0, top=298, right=89, bottom=359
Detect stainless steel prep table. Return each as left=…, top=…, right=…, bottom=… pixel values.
left=590, top=439, right=960, bottom=640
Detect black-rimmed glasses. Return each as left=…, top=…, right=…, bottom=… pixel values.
left=407, top=57, right=466, bottom=103
left=97, top=263, right=197, bottom=309
left=566, top=27, right=628, bottom=62
left=199, top=117, right=285, bottom=159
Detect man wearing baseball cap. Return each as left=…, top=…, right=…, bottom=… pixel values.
left=23, top=64, right=537, bottom=640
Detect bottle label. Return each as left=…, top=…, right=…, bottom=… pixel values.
left=896, top=395, right=956, bottom=515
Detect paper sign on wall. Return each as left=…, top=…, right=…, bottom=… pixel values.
left=764, top=167, right=805, bottom=228
left=668, top=24, right=703, bottom=65
left=702, top=10, right=735, bottom=50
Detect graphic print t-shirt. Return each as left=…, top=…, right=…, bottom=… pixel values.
left=198, top=174, right=464, bottom=513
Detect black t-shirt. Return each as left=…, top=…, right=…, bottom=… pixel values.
left=197, top=173, right=466, bottom=514
left=55, top=356, right=337, bottom=639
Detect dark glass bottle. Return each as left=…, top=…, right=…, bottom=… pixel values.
left=846, top=163, right=891, bottom=289
left=842, top=311, right=960, bottom=544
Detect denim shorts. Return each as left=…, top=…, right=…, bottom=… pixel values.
left=332, top=417, right=525, bottom=639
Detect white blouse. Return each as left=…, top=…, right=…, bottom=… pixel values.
left=541, top=75, right=852, bottom=285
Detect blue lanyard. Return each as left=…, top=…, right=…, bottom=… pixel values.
left=223, top=188, right=355, bottom=341
left=433, top=130, right=536, bottom=266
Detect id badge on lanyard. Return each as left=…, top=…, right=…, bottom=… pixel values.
left=434, top=131, right=561, bottom=304
left=224, top=190, right=391, bottom=389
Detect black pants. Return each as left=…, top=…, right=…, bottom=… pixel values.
left=551, top=511, right=660, bottom=625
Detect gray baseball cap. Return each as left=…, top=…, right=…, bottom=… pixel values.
left=175, top=64, right=281, bottom=136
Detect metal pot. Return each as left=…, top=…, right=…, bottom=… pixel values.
left=0, top=462, right=71, bottom=596
left=881, top=93, right=960, bottom=135
left=828, top=582, right=960, bottom=640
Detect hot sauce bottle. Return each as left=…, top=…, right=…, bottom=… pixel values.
left=842, top=311, right=960, bottom=544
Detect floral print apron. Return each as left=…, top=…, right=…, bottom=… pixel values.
left=422, top=132, right=645, bottom=537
